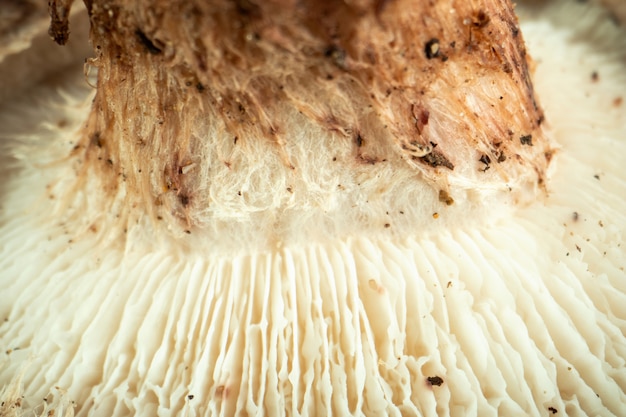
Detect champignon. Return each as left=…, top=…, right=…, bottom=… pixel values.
left=0, top=0, right=625, bottom=416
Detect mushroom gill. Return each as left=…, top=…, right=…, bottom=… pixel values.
left=0, top=0, right=625, bottom=416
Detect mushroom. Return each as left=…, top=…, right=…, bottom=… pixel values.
left=1, top=0, right=625, bottom=416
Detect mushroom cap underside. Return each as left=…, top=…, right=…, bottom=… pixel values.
left=0, top=0, right=625, bottom=416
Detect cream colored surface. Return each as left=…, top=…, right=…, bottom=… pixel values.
left=1, top=1, right=625, bottom=416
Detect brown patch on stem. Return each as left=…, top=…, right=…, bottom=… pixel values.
left=48, top=0, right=74, bottom=45
left=64, top=0, right=552, bottom=234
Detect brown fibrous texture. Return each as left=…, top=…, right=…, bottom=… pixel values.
left=53, top=0, right=553, bottom=245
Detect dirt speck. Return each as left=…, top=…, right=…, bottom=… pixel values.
left=427, top=376, right=444, bottom=386
left=520, top=134, right=532, bottom=146
left=438, top=190, right=454, bottom=206
left=419, top=150, right=454, bottom=170
left=425, top=38, right=440, bottom=59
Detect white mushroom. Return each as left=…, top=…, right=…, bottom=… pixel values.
left=0, top=0, right=625, bottom=416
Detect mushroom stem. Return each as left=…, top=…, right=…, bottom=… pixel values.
left=65, top=0, right=551, bottom=250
